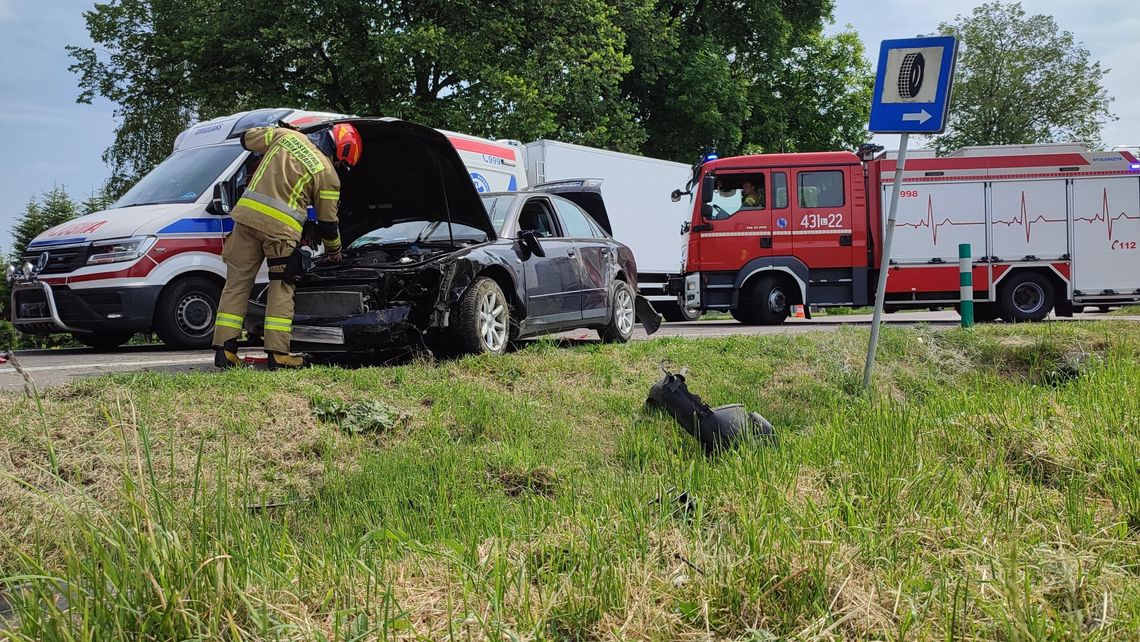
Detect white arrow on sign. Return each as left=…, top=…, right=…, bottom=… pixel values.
left=902, top=109, right=932, bottom=124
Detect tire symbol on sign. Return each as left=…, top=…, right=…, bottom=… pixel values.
left=898, top=52, right=925, bottom=99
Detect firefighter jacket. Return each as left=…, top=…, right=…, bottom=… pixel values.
left=233, top=126, right=343, bottom=253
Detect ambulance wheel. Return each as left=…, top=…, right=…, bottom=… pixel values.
left=999, top=272, right=1054, bottom=322
left=77, top=331, right=135, bottom=351
left=154, top=276, right=222, bottom=349
left=1098, top=305, right=1112, bottom=313
left=748, top=275, right=790, bottom=325
left=658, top=302, right=701, bottom=322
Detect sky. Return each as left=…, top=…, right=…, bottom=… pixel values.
left=0, top=0, right=1137, bottom=250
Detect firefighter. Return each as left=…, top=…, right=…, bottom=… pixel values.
left=740, top=180, right=763, bottom=208
left=212, top=122, right=363, bottom=369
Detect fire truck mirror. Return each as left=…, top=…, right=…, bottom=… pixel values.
left=700, top=203, right=713, bottom=218
left=701, top=175, right=715, bottom=204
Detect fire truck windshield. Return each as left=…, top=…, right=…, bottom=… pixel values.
left=112, top=145, right=244, bottom=208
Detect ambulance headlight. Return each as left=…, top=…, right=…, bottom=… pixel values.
left=23, top=262, right=35, bottom=279
left=87, top=236, right=157, bottom=265
left=6, top=263, right=17, bottom=283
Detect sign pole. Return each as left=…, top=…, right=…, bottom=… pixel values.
left=862, top=133, right=910, bottom=388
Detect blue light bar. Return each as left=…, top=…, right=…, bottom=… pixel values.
left=1130, top=163, right=1140, bottom=170
left=705, top=153, right=719, bottom=161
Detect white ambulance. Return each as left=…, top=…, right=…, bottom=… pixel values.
left=9, top=108, right=527, bottom=349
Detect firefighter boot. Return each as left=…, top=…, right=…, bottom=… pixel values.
left=267, top=352, right=306, bottom=370
left=214, top=339, right=241, bottom=369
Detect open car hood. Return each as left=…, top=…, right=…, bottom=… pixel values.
left=306, top=118, right=497, bottom=245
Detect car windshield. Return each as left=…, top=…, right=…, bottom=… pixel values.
left=112, top=145, right=244, bottom=208
left=481, top=195, right=515, bottom=233
left=348, top=221, right=489, bottom=248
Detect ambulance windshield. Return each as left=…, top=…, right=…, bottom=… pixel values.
left=113, top=145, right=243, bottom=208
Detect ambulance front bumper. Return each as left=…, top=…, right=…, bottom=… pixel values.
left=11, top=280, right=159, bottom=335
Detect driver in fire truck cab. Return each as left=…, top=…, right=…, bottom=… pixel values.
left=710, top=176, right=765, bottom=219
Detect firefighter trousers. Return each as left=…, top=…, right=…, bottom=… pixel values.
left=212, top=222, right=298, bottom=354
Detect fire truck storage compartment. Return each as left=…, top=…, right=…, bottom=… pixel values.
left=1072, top=177, right=1140, bottom=296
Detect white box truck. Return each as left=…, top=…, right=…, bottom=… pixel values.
left=516, top=140, right=697, bottom=321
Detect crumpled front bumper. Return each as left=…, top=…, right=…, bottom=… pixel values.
left=243, top=300, right=424, bottom=353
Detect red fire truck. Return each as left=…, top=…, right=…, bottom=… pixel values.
left=673, top=144, right=1140, bottom=323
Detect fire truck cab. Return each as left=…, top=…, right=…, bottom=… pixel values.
left=676, top=144, right=1140, bottom=323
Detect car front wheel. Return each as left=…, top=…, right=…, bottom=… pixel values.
left=599, top=280, right=636, bottom=343
left=455, top=277, right=511, bottom=355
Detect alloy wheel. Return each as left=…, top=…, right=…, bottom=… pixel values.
left=478, top=290, right=508, bottom=351
left=615, top=287, right=635, bottom=336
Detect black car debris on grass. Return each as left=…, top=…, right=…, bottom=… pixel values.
left=242, top=118, right=661, bottom=356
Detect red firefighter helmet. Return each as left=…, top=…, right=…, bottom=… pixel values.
left=331, top=123, right=363, bottom=167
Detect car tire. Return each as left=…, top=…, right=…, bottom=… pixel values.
left=76, top=331, right=136, bottom=351
left=1098, top=305, right=1111, bottom=313
left=748, top=275, right=791, bottom=325
left=657, top=301, right=701, bottom=322
left=455, top=277, right=511, bottom=355
left=599, top=280, right=636, bottom=343
left=153, top=276, right=222, bottom=349
left=999, top=272, right=1054, bottom=322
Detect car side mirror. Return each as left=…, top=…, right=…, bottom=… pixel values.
left=207, top=182, right=234, bottom=216
left=700, top=203, right=713, bottom=218
left=519, top=230, right=546, bottom=258
left=670, top=189, right=684, bottom=203
left=701, top=175, right=715, bottom=204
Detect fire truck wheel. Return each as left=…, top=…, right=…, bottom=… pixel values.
left=153, top=276, right=222, bottom=349
left=748, top=275, right=791, bottom=325
left=657, top=301, right=702, bottom=322
left=730, top=307, right=756, bottom=325
left=999, top=272, right=1054, bottom=322
left=973, top=302, right=1001, bottom=323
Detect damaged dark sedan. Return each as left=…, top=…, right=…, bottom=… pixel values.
left=243, top=118, right=660, bottom=356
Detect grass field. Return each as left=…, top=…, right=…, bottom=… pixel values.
left=2, top=322, right=1139, bottom=640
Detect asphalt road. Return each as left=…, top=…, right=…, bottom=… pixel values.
left=2, top=310, right=1135, bottom=390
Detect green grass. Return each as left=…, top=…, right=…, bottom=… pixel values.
left=2, top=323, right=1140, bottom=640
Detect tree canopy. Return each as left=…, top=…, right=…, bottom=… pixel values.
left=69, top=0, right=874, bottom=195
left=932, top=1, right=1115, bottom=154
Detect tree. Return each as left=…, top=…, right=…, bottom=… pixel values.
left=10, top=187, right=80, bottom=258
left=1, top=187, right=82, bottom=344
left=932, top=1, right=1115, bottom=154
left=615, top=1, right=872, bottom=162
left=69, top=0, right=875, bottom=188
left=69, top=0, right=644, bottom=194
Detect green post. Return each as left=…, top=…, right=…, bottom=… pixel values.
left=959, top=243, right=974, bottom=328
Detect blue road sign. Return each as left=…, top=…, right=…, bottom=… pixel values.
left=869, top=36, right=958, bottom=134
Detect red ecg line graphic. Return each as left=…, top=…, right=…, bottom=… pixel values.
left=1074, top=188, right=1140, bottom=241
left=896, top=195, right=984, bottom=245
left=991, top=192, right=1065, bottom=243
